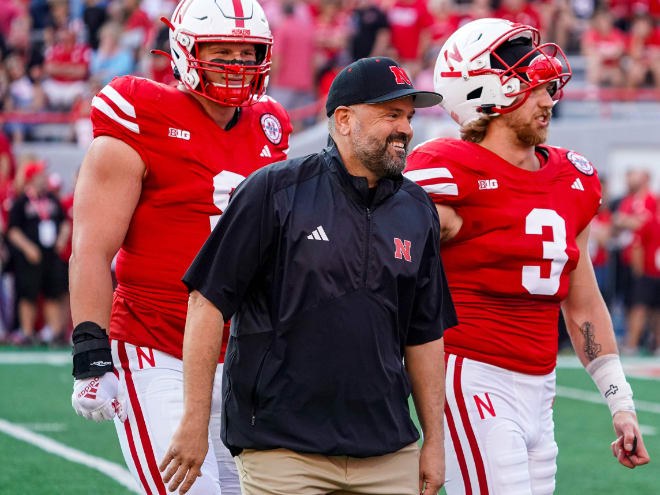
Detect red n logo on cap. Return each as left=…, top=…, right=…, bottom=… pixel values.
left=390, top=66, right=412, bottom=85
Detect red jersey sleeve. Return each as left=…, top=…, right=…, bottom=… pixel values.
left=90, top=76, right=151, bottom=172
left=263, top=95, right=293, bottom=160
left=560, top=148, right=602, bottom=234
left=404, top=140, right=475, bottom=206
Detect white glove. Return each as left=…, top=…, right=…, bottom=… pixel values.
left=72, top=373, right=127, bottom=422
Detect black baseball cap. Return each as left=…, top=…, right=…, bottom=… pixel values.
left=325, top=57, right=443, bottom=117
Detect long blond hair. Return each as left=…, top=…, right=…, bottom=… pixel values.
left=460, top=115, right=494, bottom=143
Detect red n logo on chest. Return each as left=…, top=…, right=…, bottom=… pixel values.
left=394, top=238, right=412, bottom=262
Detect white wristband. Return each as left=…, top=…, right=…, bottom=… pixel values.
left=586, top=354, right=635, bottom=416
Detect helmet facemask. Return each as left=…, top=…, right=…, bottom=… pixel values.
left=185, top=39, right=271, bottom=106
left=157, top=0, right=274, bottom=108
left=484, top=37, right=571, bottom=115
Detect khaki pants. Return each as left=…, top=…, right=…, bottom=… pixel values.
left=234, top=442, right=420, bottom=495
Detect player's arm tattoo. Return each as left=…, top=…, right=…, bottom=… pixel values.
left=579, top=321, right=602, bottom=361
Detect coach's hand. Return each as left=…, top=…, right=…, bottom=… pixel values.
left=160, top=416, right=208, bottom=494
left=419, top=438, right=444, bottom=494
left=72, top=373, right=127, bottom=422
left=611, top=411, right=650, bottom=469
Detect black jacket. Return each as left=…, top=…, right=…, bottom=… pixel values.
left=183, top=139, right=456, bottom=457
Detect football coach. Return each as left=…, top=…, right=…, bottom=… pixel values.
left=160, top=57, right=457, bottom=495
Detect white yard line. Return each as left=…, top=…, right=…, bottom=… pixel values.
left=556, top=386, right=660, bottom=414
left=0, top=352, right=70, bottom=365
left=640, top=425, right=657, bottom=436
left=0, top=418, right=139, bottom=493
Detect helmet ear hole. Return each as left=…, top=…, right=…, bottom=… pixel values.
left=467, top=87, right=483, bottom=100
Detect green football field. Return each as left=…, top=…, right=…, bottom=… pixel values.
left=0, top=349, right=657, bottom=494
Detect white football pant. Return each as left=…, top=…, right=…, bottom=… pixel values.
left=111, top=340, right=239, bottom=495
left=444, top=354, right=558, bottom=495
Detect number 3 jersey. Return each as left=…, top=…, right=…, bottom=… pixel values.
left=405, top=138, right=601, bottom=374
left=91, top=75, right=292, bottom=360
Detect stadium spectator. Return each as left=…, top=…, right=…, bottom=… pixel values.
left=625, top=203, right=660, bottom=354
left=163, top=56, right=451, bottom=495
left=7, top=160, right=70, bottom=346
left=3, top=54, right=47, bottom=142
left=90, top=21, right=135, bottom=85
left=82, top=0, right=108, bottom=50
left=626, top=13, right=660, bottom=89
left=428, top=0, right=461, bottom=48
left=0, top=130, right=15, bottom=230
left=589, top=181, right=613, bottom=302
left=612, top=169, right=658, bottom=325
left=42, top=28, right=90, bottom=109
left=314, top=0, right=351, bottom=68
left=349, top=0, right=391, bottom=61
left=582, top=8, right=627, bottom=88
left=0, top=0, right=26, bottom=40
left=494, top=0, right=543, bottom=31
left=119, top=0, right=154, bottom=54
left=269, top=2, right=317, bottom=116
left=387, top=0, right=434, bottom=76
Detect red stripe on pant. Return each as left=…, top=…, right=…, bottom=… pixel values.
left=445, top=404, right=472, bottom=495
left=124, top=417, right=153, bottom=495
left=453, top=356, right=489, bottom=494
left=118, top=341, right=167, bottom=495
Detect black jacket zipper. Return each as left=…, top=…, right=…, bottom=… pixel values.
left=250, top=346, right=272, bottom=426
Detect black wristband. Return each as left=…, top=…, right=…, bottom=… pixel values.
left=72, top=321, right=114, bottom=379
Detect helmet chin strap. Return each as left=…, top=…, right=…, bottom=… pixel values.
left=480, top=90, right=531, bottom=116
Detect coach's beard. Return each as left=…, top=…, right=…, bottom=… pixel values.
left=353, top=129, right=409, bottom=179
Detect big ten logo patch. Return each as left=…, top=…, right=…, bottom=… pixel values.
left=136, top=347, right=156, bottom=370
left=474, top=393, right=496, bottom=420
left=478, top=179, right=498, bottom=190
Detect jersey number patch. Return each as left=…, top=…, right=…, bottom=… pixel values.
left=210, top=171, right=246, bottom=230
left=522, top=208, right=568, bottom=296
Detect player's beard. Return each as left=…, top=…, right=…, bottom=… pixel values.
left=351, top=121, right=409, bottom=178
left=503, top=110, right=551, bottom=147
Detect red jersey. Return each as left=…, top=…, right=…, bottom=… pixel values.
left=387, top=0, right=434, bottom=60
left=635, top=215, right=660, bottom=277
left=494, top=4, right=542, bottom=31
left=582, top=27, right=627, bottom=66
left=91, top=75, right=292, bottom=360
left=405, top=139, right=601, bottom=374
left=617, top=191, right=658, bottom=264
left=589, top=209, right=611, bottom=268
left=44, top=42, right=91, bottom=82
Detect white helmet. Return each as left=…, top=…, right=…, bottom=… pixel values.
left=161, top=0, right=272, bottom=106
left=433, top=18, right=571, bottom=126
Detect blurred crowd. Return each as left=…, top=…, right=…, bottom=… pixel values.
left=1, top=0, right=660, bottom=143
left=0, top=140, right=74, bottom=346
left=587, top=168, right=660, bottom=356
